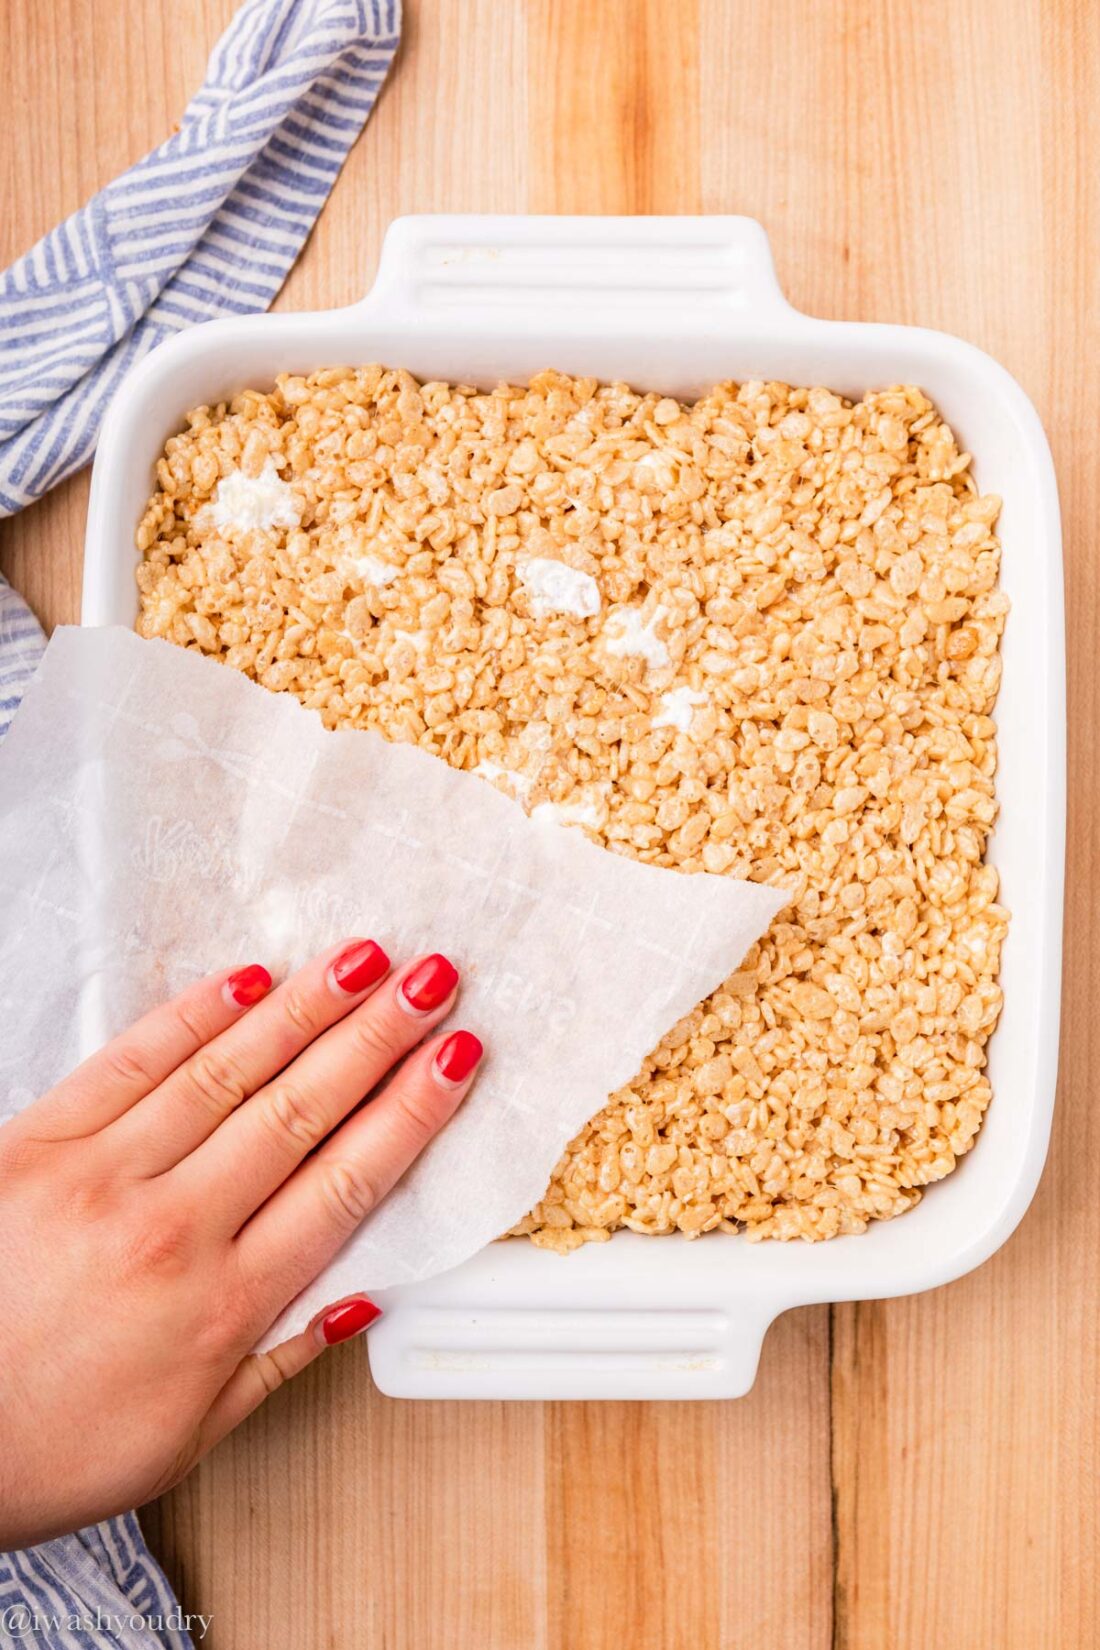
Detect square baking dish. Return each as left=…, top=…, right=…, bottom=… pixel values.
left=83, top=215, right=1065, bottom=1399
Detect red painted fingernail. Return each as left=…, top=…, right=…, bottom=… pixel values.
left=434, top=1030, right=483, bottom=1086
left=331, top=939, right=390, bottom=995
left=319, top=1297, right=382, bottom=1345
left=399, top=953, right=459, bottom=1014
left=224, top=964, right=272, bottom=1008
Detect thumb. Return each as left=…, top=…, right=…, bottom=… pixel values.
left=194, top=1296, right=382, bottom=1456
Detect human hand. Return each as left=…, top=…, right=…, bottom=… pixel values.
left=0, top=939, right=482, bottom=1547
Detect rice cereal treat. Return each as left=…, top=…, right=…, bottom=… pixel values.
left=136, top=367, right=1009, bottom=1247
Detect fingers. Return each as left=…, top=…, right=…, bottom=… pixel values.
left=106, top=937, right=391, bottom=1174
left=193, top=1297, right=381, bottom=1458
left=23, top=962, right=274, bottom=1142
left=175, top=953, right=463, bottom=1229
left=236, top=1027, right=483, bottom=1316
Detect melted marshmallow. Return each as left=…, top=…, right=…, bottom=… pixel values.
left=531, top=785, right=609, bottom=831
left=531, top=797, right=601, bottom=829
left=518, top=558, right=602, bottom=619
left=653, top=686, right=707, bottom=733
left=208, top=460, right=299, bottom=536
left=473, top=760, right=534, bottom=802
left=603, top=604, right=671, bottom=671
left=391, top=627, right=428, bottom=654
left=347, top=554, right=400, bottom=587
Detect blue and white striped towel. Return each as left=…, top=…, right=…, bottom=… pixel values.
left=0, top=0, right=399, bottom=1638
left=0, top=0, right=398, bottom=734
left=0, top=577, right=44, bottom=739
left=0, top=0, right=399, bottom=517
left=0, top=1514, right=199, bottom=1649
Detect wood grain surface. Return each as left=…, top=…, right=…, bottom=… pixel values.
left=1, top=1, right=1094, bottom=1645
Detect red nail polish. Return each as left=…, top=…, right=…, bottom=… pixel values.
left=400, top=953, right=459, bottom=1013
left=332, top=939, right=390, bottom=995
left=434, top=1030, right=483, bottom=1085
left=320, top=1297, right=382, bottom=1344
left=225, top=964, right=271, bottom=1007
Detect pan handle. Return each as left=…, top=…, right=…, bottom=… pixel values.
left=365, top=1287, right=779, bottom=1401
left=356, top=213, right=796, bottom=332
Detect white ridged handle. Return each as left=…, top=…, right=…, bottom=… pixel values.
left=366, top=1295, right=773, bottom=1401
left=359, top=214, right=794, bottom=330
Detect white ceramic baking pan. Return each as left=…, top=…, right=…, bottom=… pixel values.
left=83, top=215, right=1064, bottom=1400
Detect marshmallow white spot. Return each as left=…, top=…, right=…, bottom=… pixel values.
left=653, top=686, right=708, bottom=733
left=473, top=760, right=534, bottom=802
left=604, top=604, right=671, bottom=672
left=633, top=450, right=676, bottom=490
left=391, top=627, right=428, bottom=654
left=531, top=789, right=607, bottom=831
left=518, top=557, right=602, bottom=619
left=347, top=554, right=400, bottom=586
left=207, top=459, right=299, bottom=537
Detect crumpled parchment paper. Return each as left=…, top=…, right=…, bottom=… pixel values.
left=0, top=628, right=786, bottom=1343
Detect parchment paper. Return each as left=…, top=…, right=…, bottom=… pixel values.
left=0, top=628, right=786, bottom=1344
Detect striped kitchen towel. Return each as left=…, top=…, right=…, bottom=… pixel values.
left=0, top=1514, right=200, bottom=1649
left=0, top=578, right=44, bottom=741
left=0, top=0, right=399, bottom=519
left=0, top=0, right=399, bottom=727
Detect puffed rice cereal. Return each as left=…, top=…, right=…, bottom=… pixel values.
left=135, top=367, right=1009, bottom=1246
